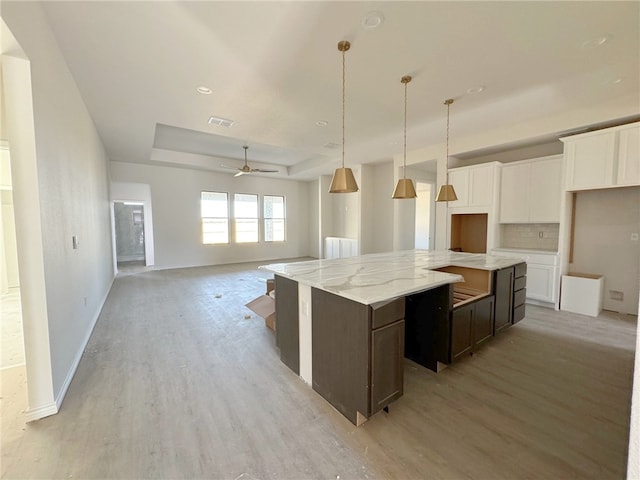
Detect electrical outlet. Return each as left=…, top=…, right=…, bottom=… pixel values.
left=538, top=231, right=544, bottom=238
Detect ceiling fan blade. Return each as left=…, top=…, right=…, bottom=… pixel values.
left=234, top=171, right=245, bottom=177
left=250, top=168, right=279, bottom=173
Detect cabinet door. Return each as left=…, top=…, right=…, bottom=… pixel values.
left=469, top=165, right=493, bottom=207
left=617, top=125, right=640, bottom=186
left=526, top=264, right=555, bottom=302
left=275, top=275, right=300, bottom=374
left=311, top=288, right=370, bottom=424
left=473, top=296, right=494, bottom=347
left=451, top=304, right=474, bottom=361
left=529, top=157, right=562, bottom=222
left=565, top=132, right=616, bottom=190
left=447, top=169, right=469, bottom=207
left=499, top=163, right=529, bottom=223
left=494, top=267, right=514, bottom=332
left=371, top=320, right=405, bottom=415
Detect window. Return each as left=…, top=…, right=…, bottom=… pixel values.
left=264, top=195, right=285, bottom=242
left=201, top=192, right=229, bottom=244
left=234, top=193, right=258, bottom=243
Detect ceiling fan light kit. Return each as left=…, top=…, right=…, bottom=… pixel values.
left=222, top=145, right=278, bottom=176
left=329, top=40, right=359, bottom=194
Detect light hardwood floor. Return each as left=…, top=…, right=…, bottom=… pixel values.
left=1, top=261, right=636, bottom=479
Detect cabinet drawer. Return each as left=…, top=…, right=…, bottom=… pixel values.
left=514, top=276, right=526, bottom=291
left=513, top=303, right=526, bottom=323
left=515, top=262, right=527, bottom=277
left=514, top=288, right=526, bottom=307
left=372, top=297, right=405, bottom=330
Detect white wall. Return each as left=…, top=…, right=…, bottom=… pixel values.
left=2, top=4, right=115, bottom=418
left=110, top=161, right=309, bottom=269
left=370, top=162, right=395, bottom=253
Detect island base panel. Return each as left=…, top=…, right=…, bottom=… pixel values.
left=275, top=275, right=300, bottom=375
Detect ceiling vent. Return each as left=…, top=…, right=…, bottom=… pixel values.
left=208, top=116, right=235, bottom=127
left=324, top=142, right=341, bottom=149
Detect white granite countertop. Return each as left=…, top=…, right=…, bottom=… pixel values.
left=260, top=250, right=525, bottom=305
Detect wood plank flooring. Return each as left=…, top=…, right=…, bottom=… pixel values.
left=1, top=260, right=636, bottom=479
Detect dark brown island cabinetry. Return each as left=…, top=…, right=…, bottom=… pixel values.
left=451, top=295, right=495, bottom=362
left=494, top=266, right=514, bottom=333
left=513, top=262, right=527, bottom=323
left=274, top=275, right=300, bottom=374
left=311, top=288, right=405, bottom=425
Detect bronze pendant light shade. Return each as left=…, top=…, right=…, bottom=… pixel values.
left=392, top=75, right=417, bottom=199
left=329, top=40, right=359, bottom=193
left=435, top=98, right=458, bottom=202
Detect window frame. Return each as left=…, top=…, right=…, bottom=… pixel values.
left=233, top=192, right=259, bottom=244
left=263, top=194, right=286, bottom=243
left=200, top=191, right=230, bottom=245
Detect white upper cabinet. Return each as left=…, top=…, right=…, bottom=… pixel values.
left=499, top=156, right=562, bottom=223
left=447, top=163, right=497, bottom=209
left=562, top=122, right=640, bottom=191
left=447, top=168, right=469, bottom=207
left=617, top=124, right=640, bottom=186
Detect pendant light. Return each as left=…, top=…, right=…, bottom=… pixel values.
left=329, top=40, right=359, bottom=193
left=435, top=98, right=458, bottom=202
left=392, top=75, right=417, bottom=199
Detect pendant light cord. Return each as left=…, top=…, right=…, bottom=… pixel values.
left=403, top=80, right=408, bottom=179
left=341, top=47, right=346, bottom=169
left=444, top=98, right=453, bottom=186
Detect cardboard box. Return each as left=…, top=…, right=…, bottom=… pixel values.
left=246, top=279, right=276, bottom=331
left=560, top=272, right=604, bottom=317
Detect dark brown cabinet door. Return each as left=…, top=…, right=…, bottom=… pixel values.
left=275, top=275, right=299, bottom=374
left=474, top=296, right=494, bottom=347
left=451, top=304, right=474, bottom=361
left=311, top=288, right=370, bottom=424
left=494, top=267, right=514, bottom=333
left=371, top=320, right=405, bottom=415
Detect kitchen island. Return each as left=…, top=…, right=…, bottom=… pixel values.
left=260, top=250, right=526, bottom=425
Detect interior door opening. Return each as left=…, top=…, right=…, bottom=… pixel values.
left=114, top=201, right=146, bottom=272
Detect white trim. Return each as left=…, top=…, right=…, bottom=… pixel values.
left=24, top=402, right=58, bottom=423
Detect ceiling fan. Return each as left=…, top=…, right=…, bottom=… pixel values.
left=221, top=146, right=278, bottom=177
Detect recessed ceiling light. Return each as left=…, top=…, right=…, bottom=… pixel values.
left=316, top=120, right=328, bottom=127
left=196, top=86, right=212, bottom=95
left=467, top=86, right=485, bottom=94
left=581, top=35, right=611, bottom=50
left=603, top=77, right=624, bottom=86
left=362, top=11, right=384, bottom=29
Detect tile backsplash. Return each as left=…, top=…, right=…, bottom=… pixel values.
left=500, top=223, right=559, bottom=251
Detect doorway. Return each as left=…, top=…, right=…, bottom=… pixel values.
left=415, top=182, right=432, bottom=249
left=1, top=142, right=25, bottom=372
left=114, top=201, right=146, bottom=271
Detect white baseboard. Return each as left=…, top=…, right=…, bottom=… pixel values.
left=25, top=401, right=58, bottom=423
left=53, top=275, right=115, bottom=414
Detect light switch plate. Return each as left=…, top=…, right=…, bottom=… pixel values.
left=631, top=233, right=639, bottom=241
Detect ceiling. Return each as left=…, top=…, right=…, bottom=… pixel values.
left=34, top=1, right=640, bottom=180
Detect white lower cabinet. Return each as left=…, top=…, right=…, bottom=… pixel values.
left=526, top=264, right=557, bottom=303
